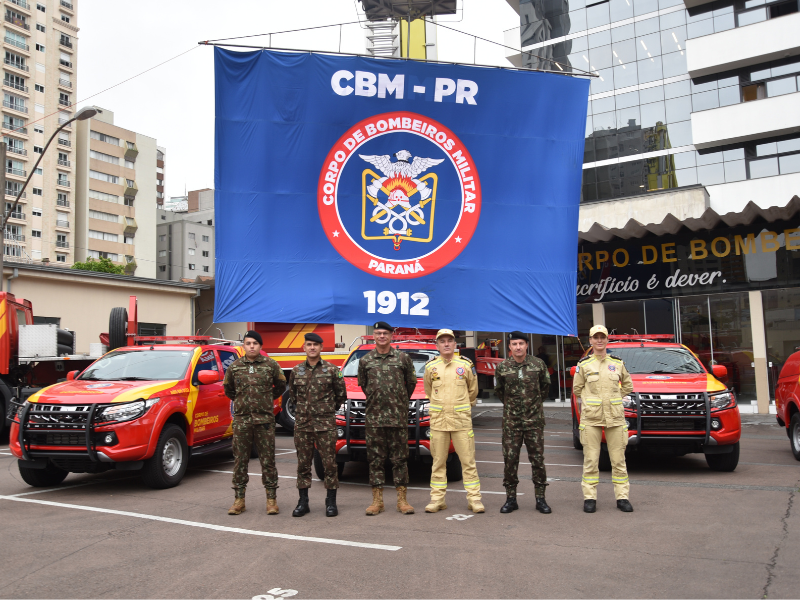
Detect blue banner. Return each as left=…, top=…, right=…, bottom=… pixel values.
left=214, top=48, right=589, bottom=335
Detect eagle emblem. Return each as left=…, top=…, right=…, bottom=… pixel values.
left=359, top=150, right=443, bottom=250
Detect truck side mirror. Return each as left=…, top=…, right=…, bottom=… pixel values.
left=711, top=364, right=728, bottom=380
left=66, top=370, right=79, bottom=381
left=198, top=370, right=221, bottom=385
left=570, top=366, right=577, bottom=377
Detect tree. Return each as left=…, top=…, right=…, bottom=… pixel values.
left=71, top=257, right=125, bottom=275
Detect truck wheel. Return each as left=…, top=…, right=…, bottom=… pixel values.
left=141, top=425, right=188, bottom=489
left=705, top=442, right=740, bottom=472
left=313, top=448, right=345, bottom=480
left=791, top=414, right=800, bottom=461
left=598, top=448, right=612, bottom=472
left=108, top=307, right=128, bottom=351
left=446, top=452, right=463, bottom=482
left=572, top=414, right=583, bottom=450
left=18, top=461, right=68, bottom=487
left=277, top=390, right=295, bottom=434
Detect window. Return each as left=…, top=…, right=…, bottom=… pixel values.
left=139, top=323, right=166, bottom=337
left=37, top=3, right=45, bottom=11
left=36, top=63, right=44, bottom=73
left=158, top=250, right=166, bottom=257
left=159, top=235, right=166, bottom=242
left=4, top=245, right=21, bottom=257
left=202, top=250, right=209, bottom=257
left=35, top=44, right=44, bottom=52
left=90, top=131, right=120, bottom=146
left=188, top=232, right=196, bottom=240
left=89, top=170, right=118, bottom=184
left=34, top=84, right=44, bottom=93
left=125, top=217, right=135, bottom=225
left=33, top=124, right=43, bottom=134
left=90, top=150, right=119, bottom=165
left=188, top=264, right=196, bottom=270
left=188, top=248, right=195, bottom=256
left=88, top=229, right=118, bottom=242
left=33, top=146, right=42, bottom=154
left=34, top=316, right=60, bottom=326
left=89, top=209, right=119, bottom=223
left=56, top=234, right=66, bottom=244
left=124, top=159, right=135, bottom=169
left=124, top=196, right=134, bottom=207
left=191, top=350, right=219, bottom=383
left=56, top=254, right=66, bottom=263
left=31, top=229, right=41, bottom=238
left=124, top=235, right=134, bottom=244
left=36, top=23, right=45, bottom=32
left=61, top=15, right=70, bottom=23
left=158, top=265, right=166, bottom=272
left=206, top=219, right=212, bottom=226
left=35, top=168, right=42, bottom=175
left=89, top=190, right=119, bottom=204
left=125, top=179, right=135, bottom=187
left=202, top=235, right=209, bottom=242
left=88, top=250, right=119, bottom=261
left=57, top=192, right=68, bottom=206
left=32, top=187, right=42, bottom=195
left=32, top=208, right=41, bottom=217
left=126, top=141, right=135, bottom=150
left=203, top=266, right=209, bottom=273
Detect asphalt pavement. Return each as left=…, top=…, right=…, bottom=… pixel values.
left=0, top=408, right=798, bottom=599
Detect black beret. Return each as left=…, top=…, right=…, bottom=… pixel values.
left=243, top=330, right=263, bottom=345
left=373, top=321, right=392, bottom=332
left=304, top=332, right=323, bottom=344
left=508, top=331, right=528, bottom=342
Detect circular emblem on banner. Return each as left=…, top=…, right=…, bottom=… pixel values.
left=318, top=111, right=481, bottom=279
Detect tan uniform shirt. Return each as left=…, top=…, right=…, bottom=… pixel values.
left=572, top=354, right=633, bottom=428
left=423, top=355, right=478, bottom=431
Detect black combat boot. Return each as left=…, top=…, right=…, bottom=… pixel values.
left=325, top=488, right=338, bottom=517
left=617, top=499, right=634, bottom=512
left=584, top=499, right=597, bottom=513
left=500, top=495, right=519, bottom=513
left=292, top=488, right=310, bottom=517
left=535, top=497, right=552, bottom=514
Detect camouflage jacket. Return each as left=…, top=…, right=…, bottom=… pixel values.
left=357, top=346, right=417, bottom=428
left=223, top=354, right=287, bottom=425
left=287, top=358, right=347, bottom=432
left=494, top=355, right=550, bottom=430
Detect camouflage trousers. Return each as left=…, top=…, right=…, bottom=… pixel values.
left=502, top=425, right=548, bottom=498
left=231, top=417, right=277, bottom=499
left=295, top=429, right=339, bottom=490
left=366, top=424, right=409, bottom=487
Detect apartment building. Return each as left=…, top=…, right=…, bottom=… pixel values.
left=2, top=0, right=78, bottom=265
left=74, top=107, right=160, bottom=278
left=156, top=204, right=215, bottom=282
left=504, top=0, right=800, bottom=410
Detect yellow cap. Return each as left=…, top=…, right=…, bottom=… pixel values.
left=436, top=328, right=455, bottom=340
left=589, top=325, right=608, bottom=337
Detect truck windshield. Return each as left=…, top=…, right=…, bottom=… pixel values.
left=606, top=348, right=705, bottom=374
left=79, top=350, right=194, bottom=381
left=342, top=349, right=439, bottom=378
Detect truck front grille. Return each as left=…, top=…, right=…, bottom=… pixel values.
left=641, top=418, right=707, bottom=431
left=26, top=404, right=92, bottom=429
left=345, top=400, right=422, bottom=424
left=638, top=394, right=706, bottom=416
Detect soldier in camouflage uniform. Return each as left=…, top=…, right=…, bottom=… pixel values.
left=494, top=331, right=552, bottom=515
left=357, top=321, right=418, bottom=515
left=223, top=330, right=286, bottom=516
left=286, top=332, right=347, bottom=518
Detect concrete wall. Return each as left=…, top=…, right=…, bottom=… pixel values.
left=3, top=266, right=201, bottom=353
left=194, top=287, right=246, bottom=341
left=706, top=172, right=800, bottom=213
left=134, top=131, right=158, bottom=279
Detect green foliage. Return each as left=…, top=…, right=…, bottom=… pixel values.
left=71, top=257, right=125, bottom=275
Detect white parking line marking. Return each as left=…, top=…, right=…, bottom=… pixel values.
left=475, top=460, right=582, bottom=467
left=8, top=477, right=139, bottom=497
left=200, top=470, right=520, bottom=495
left=0, top=495, right=402, bottom=551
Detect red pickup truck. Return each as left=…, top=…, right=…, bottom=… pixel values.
left=774, top=349, right=800, bottom=460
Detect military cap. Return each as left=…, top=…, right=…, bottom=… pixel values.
left=304, top=332, right=323, bottom=344
left=589, top=325, right=609, bottom=337
left=436, top=328, right=455, bottom=340
left=508, top=331, right=528, bottom=342
left=373, top=321, right=392, bottom=332
left=243, top=330, right=263, bottom=345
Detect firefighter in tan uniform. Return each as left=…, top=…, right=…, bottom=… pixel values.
left=423, top=329, right=483, bottom=514
left=572, top=325, right=635, bottom=513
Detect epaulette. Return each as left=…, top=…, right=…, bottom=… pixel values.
left=608, top=354, right=623, bottom=362
left=578, top=355, right=595, bottom=364
left=456, top=355, right=473, bottom=365
left=426, top=358, right=443, bottom=370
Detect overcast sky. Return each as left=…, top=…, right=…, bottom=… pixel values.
left=77, top=0, right=519, bottom=200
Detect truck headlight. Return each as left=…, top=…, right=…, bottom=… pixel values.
left=336, top=404, right=345, bottom=416
left=622, top=395, right=636, bottom=408
left=95, top=398, right=159, bottom=424
left=337, top=427, right=345, bottom=439
left=420, top=401, right=429, bottom=417
left=424, top=427, right=431, bottom=439
left=710, top=392, right=734, bottom=409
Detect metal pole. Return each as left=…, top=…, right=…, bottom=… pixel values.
left=406, top=15, right=411, bottom=59
left=643, top=300, right=647, bottom=335
left=0, top=142, right=6, bottom=290
left=707, top=296, right=714, bottom=365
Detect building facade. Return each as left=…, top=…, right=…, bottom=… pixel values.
left=504, top=0, right=800, bottom=411
left=156, top=210, right=215, bottom=282
left=74, top=107, right=160, bottom=278
left=2, top=0, right=78, bottom=265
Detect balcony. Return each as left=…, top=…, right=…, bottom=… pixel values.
left=123, top=218, right=138, bottom=236
left=124, top=142, right=138, bottom=161
left=58, top=98, right=70, bottom=108
left=5, top=190, right=25, bottom=199
left=124, top=258, right=136, bottom=274
left=56, top=198, right=69, bottom=208
left=56, top=219, right=69, bottom=228
left=4, top=233, right=24, bottom=243
left=55, top=240, right=69, bottom=248
left=4, top=58, right=28, bottom=72
left=59, top=58, right=72, bottom=69
left=60, top=0, right=73, bottom=11
left=3, top=79, right=28, bottom=93
left=692, top=91, right=800, bottom=149
left=687, top=13, right=800, bottom=78
left=5, top=211, right=25, bottom=220
left=6, top=166, right=26, bottom=177
left=58, top=78, right=72, bottom=88
left=57, top=137, right=71, bottom=147
left=3, top=123, right=27, bottom=135
left=57, top=115, right=71, bottom=127
left=57, top=158, right=71, bottom=168
left=56, top=179, right=70, bottom=188
left=59, top=38, right=73, bottom=49
left=4, top=15, right=29, bottom=32
left=6, top=145, right=26, bottom=156
left=9, top=0, right=30, bottom=11
left=2, top=100, right=27, bottom=113
left=123, top=179, right=138, bottom=197
left=4, top=36, right=28, bottom=51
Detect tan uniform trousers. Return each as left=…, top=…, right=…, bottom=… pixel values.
left=430, top=429, right=481, bottom=502
left=580, top=424, right=630, bottom=500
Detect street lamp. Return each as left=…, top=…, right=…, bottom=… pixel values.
left=1, top=106, right=101, bottom=289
